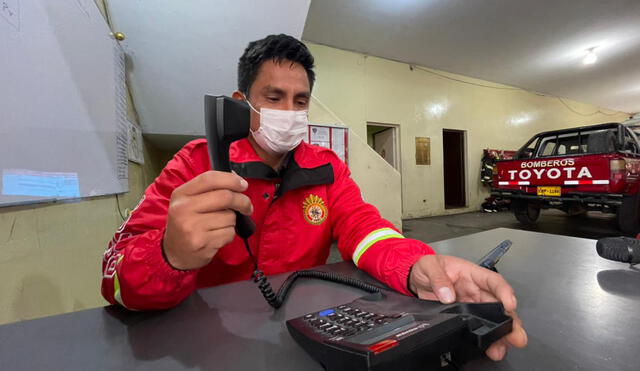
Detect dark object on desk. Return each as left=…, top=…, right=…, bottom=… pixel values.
left=477, top=240, right=512, bottom=272
left=287, top=290, right=512, bottom=371
left=596, top=236, right=640, bottom=265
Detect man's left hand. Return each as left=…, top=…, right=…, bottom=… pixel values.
left=409, top=254, right=528, bottom=361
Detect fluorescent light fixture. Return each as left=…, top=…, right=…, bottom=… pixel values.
left=583, top=49, right=598, bottom=65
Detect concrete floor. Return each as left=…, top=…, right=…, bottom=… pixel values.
left=327, top=209, right=632, bottom=263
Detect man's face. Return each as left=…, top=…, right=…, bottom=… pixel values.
left=235, top=59, right=311, bottom=132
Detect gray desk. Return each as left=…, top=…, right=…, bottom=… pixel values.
left=1, top=228, right=638, bottom=371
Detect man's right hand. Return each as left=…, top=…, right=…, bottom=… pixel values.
left=163, top=171, right=253, bottom=270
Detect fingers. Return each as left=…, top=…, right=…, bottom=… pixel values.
left=504, top=311, right=528, bottom=348
left=485, top=338, right=508, bottom=361
left=177, top=171, right=248, bottom=196
left=470, top=266, right=517, bottom=312
left=163, top=171, right=252, bottom=271
left=485, top=311, right=528, bottom=361
left=416, top=255, right=526, bottom=362
left=191, top=189, right=253, bottom=216
left=195, top=209, right=237, bottom=231
left=201, top=226, right=237, bottom=252
left=419, top=256, right=457, bottom=304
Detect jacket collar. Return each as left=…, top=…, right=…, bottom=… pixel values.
left=229, top=139, right=334, bottom=196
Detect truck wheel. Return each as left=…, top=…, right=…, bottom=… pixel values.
left=512, top=200, right=540, bottom=225
left=617, top=195, right=640, bottom=234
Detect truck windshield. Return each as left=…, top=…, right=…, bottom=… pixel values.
left=535, top=128, right=617, bottom=157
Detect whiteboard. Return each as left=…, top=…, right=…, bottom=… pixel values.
left=0, top=0, right=128, bottom=207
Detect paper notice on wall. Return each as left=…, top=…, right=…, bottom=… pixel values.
left=128, top=121, right=145, bottom=164
left=2, top=169, right=80, bottom=198
left=114, top=42, right=129, bottom=180
left=331, top=127, right=346, bottom=163
left=310, top=126, right=331, bottom=148
left=116, top=121, right=128, bottom=180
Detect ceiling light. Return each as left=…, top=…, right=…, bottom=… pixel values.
left=425, top=101, right=449, bottom=119
left=583, top=49, right=598, bottom=65
left=509, top=114, right=532, bottom=126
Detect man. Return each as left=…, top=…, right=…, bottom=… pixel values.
left=102, top=34, right=526, bottom=360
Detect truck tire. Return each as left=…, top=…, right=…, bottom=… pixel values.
left=617, top=195, right=640, bottom=234
left=512, top=200, right=540, bottom=226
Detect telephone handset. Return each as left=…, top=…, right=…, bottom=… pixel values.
left=204, top=95, right=513, bottom=370
left=203, top=95, right=256, bottom=239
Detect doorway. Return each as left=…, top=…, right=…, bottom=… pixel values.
left=442, top=129, right=466, bottom=209
left=367, top=123, right=400, bottom=171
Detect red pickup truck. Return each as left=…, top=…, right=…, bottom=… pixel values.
left=492, top=118, right=640, bottom=233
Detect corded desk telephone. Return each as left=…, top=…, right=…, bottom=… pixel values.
left=204, top=95, right=513, bottom=370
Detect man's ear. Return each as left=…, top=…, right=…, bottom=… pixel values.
left=231, top=91, right=244, bottom=100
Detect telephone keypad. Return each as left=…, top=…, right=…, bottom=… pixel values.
left=302, top=306, right=402, bottom=338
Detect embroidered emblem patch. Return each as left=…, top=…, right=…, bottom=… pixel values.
left=303, top=194, right=328, bottom=225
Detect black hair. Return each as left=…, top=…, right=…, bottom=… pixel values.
left=238, top=34, right=315, bottom=96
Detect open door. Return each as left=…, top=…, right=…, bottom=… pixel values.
left=443, top=129, right=466, bottom=208
left=367, top=123, right=399, bottom=171
left=373, top=128, right=397, bottom=169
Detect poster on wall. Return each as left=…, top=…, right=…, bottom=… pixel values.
left=310, top=126, right=330, bottom=148
left=415, top=137, right=431, bottom=165
left=331, top=127, right=346, bottom=161
left=306, top=124, right=349, bottom=164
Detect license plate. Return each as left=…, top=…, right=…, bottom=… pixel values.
left=537, top=186, right=561, bottom=197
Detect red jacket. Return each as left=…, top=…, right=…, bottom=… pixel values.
left=101, top=138, right=435, bottom=310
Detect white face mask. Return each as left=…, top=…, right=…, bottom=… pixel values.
left=245, top=98, right=309, bottom=156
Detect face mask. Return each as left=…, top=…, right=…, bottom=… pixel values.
left=245, top=97, right=309, bottom=156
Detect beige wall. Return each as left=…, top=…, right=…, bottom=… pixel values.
left=305, top=42, right=630, bottom=219
left=309, top=99, right=403, bottom=229
left=0, top=0, right=167, bottom=325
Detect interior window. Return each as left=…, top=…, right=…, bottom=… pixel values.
left=538, top=136, right=557, bottom=156
left=555, top=133, right=581, bottom=155
left=583, top=129, right=617, bottom=153
left=557, top=145, right=566, bottom=155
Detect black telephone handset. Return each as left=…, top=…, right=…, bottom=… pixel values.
left=204, top=95, right=513, bottom=370
left=204, top=95, right=256, bottom=239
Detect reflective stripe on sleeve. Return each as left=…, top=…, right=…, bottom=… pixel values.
left=352, top=228, right=404, bottom=266
left=113, top=255, right=129, bottom=309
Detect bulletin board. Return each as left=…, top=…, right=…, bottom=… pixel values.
left=305, top=125, right=349, bottom=164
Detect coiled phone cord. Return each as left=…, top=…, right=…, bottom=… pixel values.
left=242, top=238, right=381, bottom=309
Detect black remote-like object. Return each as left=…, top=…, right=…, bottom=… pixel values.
left=204, top=95, right=256, bottom=238
left=477, top=240, right=512, bottom=272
